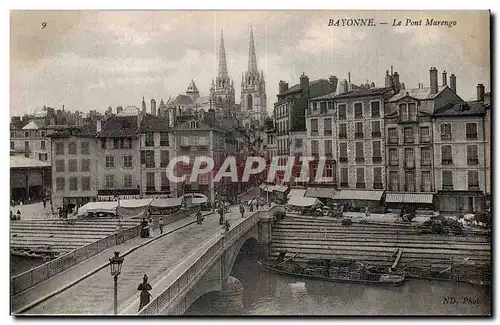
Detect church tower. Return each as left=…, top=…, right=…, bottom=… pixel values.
left=186, top=79, right=200, bottom=102
left=210, top=30, right=235, bottom=117
left=240, top=26, right=267, bottom=126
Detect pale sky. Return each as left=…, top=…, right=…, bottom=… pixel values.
left=10, top=10, right=490, bottom=116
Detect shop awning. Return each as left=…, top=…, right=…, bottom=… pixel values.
left=334, top=190, right=384, bottom=201
left=287, top=196, right=323, bottom=207
left=305, top=187, right=337, bottom=199
left=191, top=197, right=208, bottom=205
left=118, top=198, right=153, bottom=208
left=385, top=193, right=434, bottom=204
left=77, top=201, right=118, bottom=215
left=273, top=185, right=289, bottom=193
left=260, top=184, right=275, bottom=192
left=288, top=189, right=307, bottom=199
left=150, top=197, right=183, bottom=208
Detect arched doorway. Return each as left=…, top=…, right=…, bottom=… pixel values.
left=247, top=94, right=253, bottom=111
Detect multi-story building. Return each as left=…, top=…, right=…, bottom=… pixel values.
left=432, top=83, right=489, bottom=213
left=96, top=114, right=143, bottom=198
left=49, top=124, right=98, bottom=208
left=138, top=115, right=172, bottom=196
left=10, top=118, right=53, bottom=162
left=384, top=67, right=464, bottom=210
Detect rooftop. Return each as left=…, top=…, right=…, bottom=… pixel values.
left=434, top=100, right=487, bottom=117
left=97, top=116, right=139, bottom=138
left=388, top=85, right=447, bottom=102
left=139, top=115, right=170, bottom=132
left=333, top=87, right=393, bottom=100
left=10, top=156, right=51, bottom=169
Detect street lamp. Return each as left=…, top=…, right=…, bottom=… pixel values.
left=109, top=251, right=124, bottom=315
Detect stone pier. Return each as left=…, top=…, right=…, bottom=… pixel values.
left=212, top=276, right=243, bottom=314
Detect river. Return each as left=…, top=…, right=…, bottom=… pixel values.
left=187, top=255, right=491, bottom=316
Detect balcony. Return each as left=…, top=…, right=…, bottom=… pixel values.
left=339, top=157, right=348, bottom=163
left=355, top=157, right=365, bottom=163
left=160, top=141, right=169, bottom=147
left=324, top=130, right=332, bottom=136
left=372, top=132, right=382, bottom=138
left=372, top=157, right=382, bottom=164
left=441, top=159, right=453, bottom=166
left=399, top=117, right=418, bottom=124
left=388, top=138, right=398, bottom=145
left=403, top=185, right=416, bottom=192
left=389, top=160, right=398, bottom=166
left=467, top=158, right=479, bottom=165
left=468, top=184, right=480, bottom=190
left=421, top=186, right=432, bottom=192
left=145, top=141, right=154, bottom=147
left=338, top=115, right=346, bottom=121
left=420, top=136, right=431, bottom=143
left=404, top=161, right=415, bottom=169
left=404, top=137, right=414, bottom=144
left=355, top=132, right=364, bottom=139
left=356, top=182, right=366, bottom=189
left=441, top=134, right=452, bottom=140
left=442, top=184, right=454, bottom=190
left=338, top=133, right=347, bottom=139
left=421, top=160, right=432, bottom=167
left=310, top=131, right=319, bottom=136
left=340, top=182, right=348, bottom=188
left=466, top=133, right=478, bottom=140
left=373, top=182, right=384, bottom=189
left=145, top=163, right=156, bottom=168
left=146, top=186, right=156, bottom=192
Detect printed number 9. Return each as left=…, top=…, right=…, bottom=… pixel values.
left=41, top=22, right=47, bottom=29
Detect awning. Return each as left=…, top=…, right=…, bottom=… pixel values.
left=305, top=187, right=337, bottom=199
left=260, top=184, right=275, bottom=192
left=287, top=196, right=323, bottom=207
left=273, top=185, right=289, bottom=193
left=191, top=197, right=208, bottom=205
left=385, top=193, right=434, bottom=204
left=77, top=202, right=118, bottom=215
left=118, top=198, right=153, bottom=208
left=288, top=189, right=307, bottom=199
left=150, top=197, right=183, bottom=208
left=334, top=190, right=384, bottom=201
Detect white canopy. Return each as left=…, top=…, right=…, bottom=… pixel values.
left=288, top=189, right=307, bottom=199
left=118, top=198, right=153, bottom=208
left=191, top=197, right=208, bottom=205
left=150, top=197, right=183, bottom=208
left=260, top=184, right=275, bottom=192
left=77, top=201, right=118, bottom=216
left=287, top=196, right=322, bottom=208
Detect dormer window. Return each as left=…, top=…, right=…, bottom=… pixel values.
left=399, top=102, right=417, bottom=122
left=190, top=121, right=198, bottom=128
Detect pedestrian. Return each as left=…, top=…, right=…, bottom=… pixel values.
left=159, top=218, right=164, bottom=234
left=364, top=206, right=370, bottom=217
left=218, top=207, right=224, bottom=225
left=16, top=209, right=21, bottom=220
left=196, top=211, right=203, bottom=224
left=43, top=199, right=46, bottom=209
left=140, top=218, right=148, bottom=238
left=138, top=274, right=153, bottom=312
left=249, top=203, right=254, bottom=212
left=225, top=220, right=230, bottom=233
left=239, top=203, right=245, bottom=218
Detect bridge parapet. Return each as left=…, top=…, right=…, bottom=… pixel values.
left=138, top=205, right=284, bottom=315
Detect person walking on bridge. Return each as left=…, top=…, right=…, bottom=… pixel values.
left=218, top=207, right=224, bottom=225
left=239, top=203, right=245, bottom=218
left=138, top=274, right=153, bottom=312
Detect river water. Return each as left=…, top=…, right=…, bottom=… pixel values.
left=187, top=256, right=491, bottom=316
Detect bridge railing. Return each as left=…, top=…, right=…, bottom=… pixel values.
left=10, top=207, right=197, bottom=296
left=139, top=205, right=283, bottom=315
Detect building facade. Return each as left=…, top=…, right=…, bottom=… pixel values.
left=10, top=119, right=53, bottom=163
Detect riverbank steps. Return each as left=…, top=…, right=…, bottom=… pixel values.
left=271, top=216, right=490, bottom=270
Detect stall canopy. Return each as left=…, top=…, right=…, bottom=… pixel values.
left=273, top=185, right=289, bottom=193
left=385, top=193, right=434, bottom=204
left=287, top=196, right=323, bottom=207
left=260, top=184, right=275, bottom=192
left=118, top=198, right=153, bottom=208
left=287, top=189, right=307, bottom=199
left=305, top=187, right=337, bottom=199
left=191, top=197, right=208, bottom=205
left=334, top=190, right=384, bottom=201
left=150, top=197, right=183, bottom=208
left=77, top=201, right=118, bottom=216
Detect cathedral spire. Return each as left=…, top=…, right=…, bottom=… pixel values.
left=248, top=26, right=258, bottom=73
left=218, top=30, right=228, bottom=78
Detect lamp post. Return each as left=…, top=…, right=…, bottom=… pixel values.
left=109, top=251, right=124, bottom=315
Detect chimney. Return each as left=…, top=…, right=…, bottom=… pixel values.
left=430, top=67, right=438, bottom=95
left=116, top=106, right=123, bottom=114
left=279, top=80, right=289, bottom=94
left=400, top=82, right=405, bottom=90
left=337, top=79, right=348, bottom=94
left=141, top=97, right=146, bottom=115
left=450, top=74, right=457, bottom=93
left=477, top=84, right=485, bottom=102
left=442, top=70, right=448, bottom=86
left=393, top=72, right=400, bottom=92
left=96, top=119, right=102, bottom=133
left=329, top=75, right=338, bottom=92
left=299, top=73, right=310, bottom=98
left=151, top=99, right=157, bottom=116
left=384, top=70, right=393, bottom=88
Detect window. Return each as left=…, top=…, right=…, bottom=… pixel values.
left=399, top=102, right=417, bottom=122
left=24, top=131, right=29, bottom=138
left=190, top=121, right=198, bottom=128
left=161, top=172, right=169, bottom=191
left=310, top=119, right=318, bottom=135
left=356, top=168, right=365, bottom=188
left=400, top=103, right=408, bottom=121
left=311, top=140, right=319, bottom=155
left=354, top=103, right=363, bottom=119
left=338, top=124, right=347, bottom=138
left=468, top=170, right=479, bottom=189
left=466, top=123, right=478, bottom=140
left=389, top=148, right=398, bottom=165
left=24, top=141, right=29, bottom=151
left=355, top=122, right=363, bottom=138
left=441, top=145, right=452, bottom=165
left=404, top=127, right=414, bottom=143
left=55, top=142, right=64, bottom=155
left=339, top=143, right=348, bottom=162
left=101, top=139, right=107, bottom=149
left=124, top=138, right=132, bottom=149
left=41, top=140, right=46, bottom=150
left=312, top=102, right=318, bottom=111
left=124, top=155, right=133, bottom=168
left=467, top=145, right=479, bottom=165
left=160, top=150, right=169, bottom=167
left=320, top=102, right=327, bottom=114
left=372, top=167, right=382, bottom=189
left=295, top=139, right=303, bottom=148
left=405, top=171, right=415, bottom=192
left=68, top=159, right=78, bottom=172
left=421, top=147, right=431, bottom=166
left=389, top=171, right=399, bottom=191
left=440, top=123, right=451, bottom=140
left=10, top=141, right=13, bottom=150
left=124, top=175, right=133, bottom=188
left=325, top=164, right=333, bottom=178
left=56, top=177, right=65, bottom=192
left=145, top=132, right=154, bottom=146
left=324, top=118, right=332, bottom=135
left=372, top=141, right=382, bottom=163
left=112, top=138, right=119, bottom=149
left=41, top=131, right=46, bottom=137
left=160, top=132, right=169, bottom=146
left=10, top=131, right=14, bottom=138
left=69, top=177, right=78, bottom=191
left=372, top=121, right=381, bottom=137
left=408, top=103, right=417, bottom=121
left=404, top=148, right=414, bottom=168
left=55, top=159, right=65, bottom=172
left=421, top=171, right=432, bottom=192
left=420, top=126, right=430, bottom=143
left=324, top=140, right=333, bottom=156
left=338, top=104, right=347, bottom=120
left=68, top=142, right=77, bottom=155
left=105, top=175, right=115, bottom=188
left=327, top=101, right=334, bottom=110
left=340, top=167, right=349, bottom=187
left=388, top=128, right=398, bottom=144
left=371, top=101, right=380, bottom=118
left=355, top=142, right=364, bottom=162
left=442, top=170, right=453, bottom=189
left=144, top=150, right=155, bottom=168
left=105, top=156, right=115, bottom=168
left=81, top=176, right=91, bottom=191
left=146, top=172, right=155, bottom=190
left=81, top=159, right=90, bottom=172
